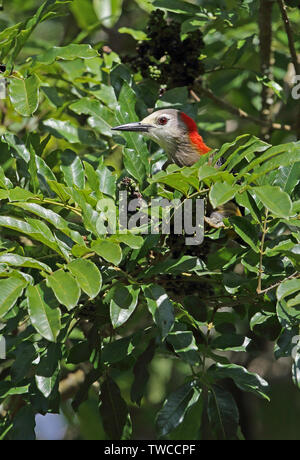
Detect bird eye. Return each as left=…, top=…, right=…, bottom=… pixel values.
left=157, top=116, right=168, bottom=125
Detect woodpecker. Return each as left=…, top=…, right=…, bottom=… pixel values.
left=112, top=109, right=240, bottom=227
left=112, top=109, right=211, bottom=167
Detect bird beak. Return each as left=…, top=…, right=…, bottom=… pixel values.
left=111, top=122, right=153, bottom=133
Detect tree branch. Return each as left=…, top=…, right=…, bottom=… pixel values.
left=257, top=209, right=269, bottom=294
left=259, top=0, right=274, bottom=140
left=277, top=0, right=300, bottom=139
left=277, top=0, right=300, bottom=74
left=257, top=272, right=300, bottom=295
left=191, top=86, right=292, bottom=132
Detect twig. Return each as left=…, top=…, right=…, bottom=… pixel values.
left=257, top=209, right=269, bottom=294
left=277, top=0, right=300, bottom=75
left=259, top=0, right=273, bottom=140
left=277, top=0, right=300, bottom=140
left=33, top=197, right=82, bottom=217
left=191, top=86, right=292, bottom=132
left=258, top=272, right=300, bottom=295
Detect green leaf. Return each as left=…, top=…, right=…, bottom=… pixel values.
left=80, top=202, right=101, bottom=237
left=276, top=299, right=300, bottom=327
left=92, top=84, right=118, bottom=107
left=250, top=311, right=275, bottom=331
left=0, top=215, right=60, bottom=253
left=46, top=269, right=81, bottom=310
left=92, top=239, right=122, bottom=265
left=0, top=190, right=9, bottom=200
left=110, top=284, right=140, bottom=328
left=131, top=338, right=155, bottom=406
left=257, top=76, right=283, bottom=99
left=0, top=165, right=12, bottom=190
left=207, top=245, right=242, bottom=271
left=209, top=182, right=239, bottom=208
left=43, top=119, right=103, bottom=147
left=60, top=149, right=85, bottom=189
left=99, top=376, right=129, bottom=440
left=211, top=134, right=253, bottom=167
left=102, top=336, right=134, bottom=364
left=110, top=233, right=144, bottom=249
left=8, top=187, right=39, bottom=202
left=220, top=136, right=269, bottom=173
left=153, top=0, right=199, bottom=14
left=208, top=385, right=239, bottom=440
left=0, top=276, right=27, bottom=319
left=35, top=343, right=61, bottom=398
left=143, top=284, right=174, bottom=340
left=28, top=134, right=39, bottom=194
left=67, top=341, right=91, bottom=364
left=35, top=156, right=57, bottom=195
left=207, top=363, right=269, bottom=400
left=47, top=179, right=70, bottom=202
left=11, top=406, right=35, bottom=440
left=27, top=282, right=61, bottom=342
left=236, top=142, right=300, bottom=183
left=211, top=334, right=250, bottom=352
left=235, top=191, right=261, bottom=223
left=198, top=165, right=231, bottom=183
left=248, top=147, right=300, bottom=185
left=33, top=43, right=98, bottom=65
left=84, top=161, right=101, bottom=198
left=93, top=0, right=123, bottom=27
left=11, top=342, right=36, bottom=382
left=41, top=86, right=64, bottom=108
left=156, top=381, right=199, bottom=437
left=276, top=279, right=300, bottom=327
left=116, top=82, right=149, bottom=175
left=0, top=382, right=30, bottom=399
left=181, top=17, right=208, bottom=34
left=96, top=196, right=117, bottom=234
left=96, top=164, right=116, bottom=198
left=10, top=202, right=85, bottom=246
left=70, top=98, right=115, bottom=137
left=2, top=133, right=30, bottom=162
left=68, top=258, right=102, bottom=299
left=229, top=216, right=259, bottom=252
left=271, top=163, right=300, bottom=195
left=123, top=148, right=146, bottom=185
left=168, top=392, right=203, bottom=440
left=143, top=256, right=199, bottom=278
left=118, top=27, right=147, bottom=41
left=151, top=171, right=191, bottom=195
left=274, top=327, right=299, bottom=359
left=167, top=327, right=200, bottom=364
left=277, top=278, right=300, bottom=301
left=253, top=185, right=292, bottom=217
left=8, top=74, right=39, bottom=116
left=0, top=253, right=52, bottom=273
left=156, top=86, right=188, bottom=108
left=223, top=272, right=248, bottom=295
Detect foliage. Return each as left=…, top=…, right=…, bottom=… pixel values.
left=0, top=0, right=299, bottom=440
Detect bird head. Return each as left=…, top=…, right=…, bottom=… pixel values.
left=111, top=109, right=211, bottom=167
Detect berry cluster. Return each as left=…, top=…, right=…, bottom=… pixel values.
left=118, top=176, right=142, bottom=201
left=123, top=9, right=205, bottom=88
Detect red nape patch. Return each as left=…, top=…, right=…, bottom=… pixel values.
left=180, top=112, right=211, bottom=155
